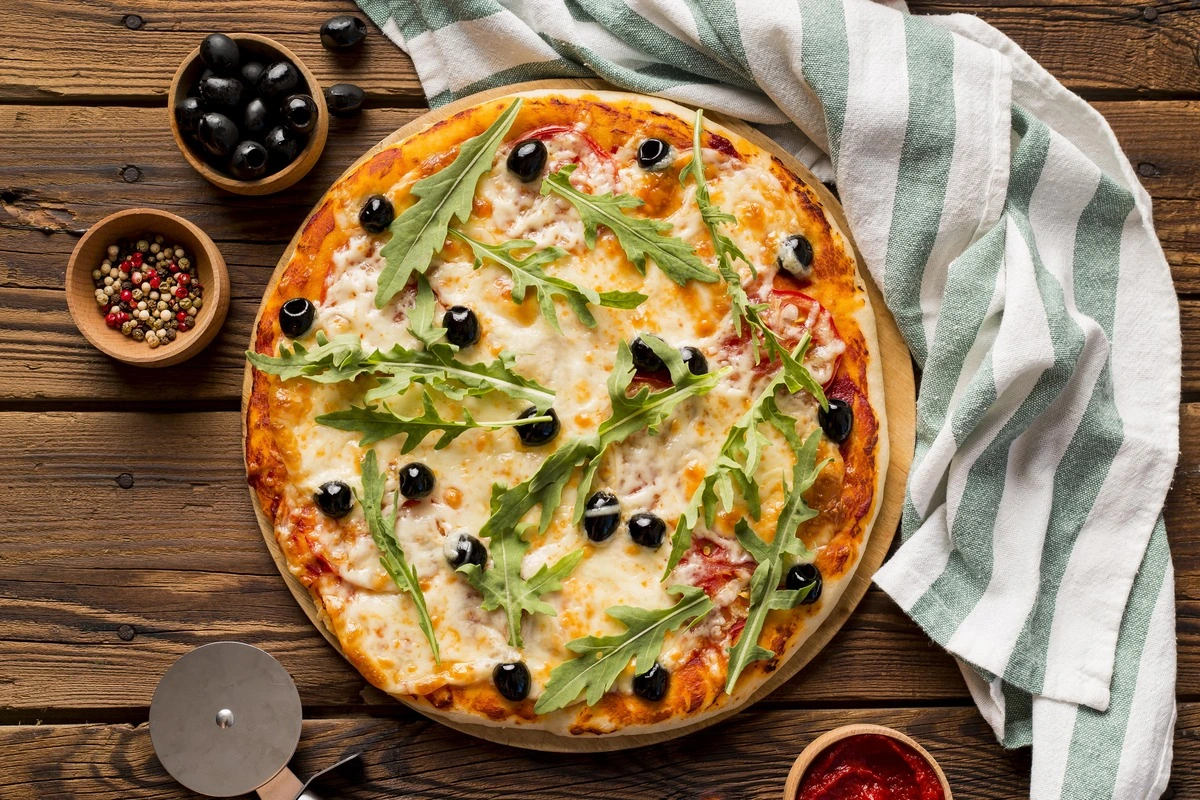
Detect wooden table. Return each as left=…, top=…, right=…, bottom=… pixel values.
left=1, top=2, right=1196, bottom=797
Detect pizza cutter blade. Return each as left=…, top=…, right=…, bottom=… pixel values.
left=149, top=642, right=360, bottom=800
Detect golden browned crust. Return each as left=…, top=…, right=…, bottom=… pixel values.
left=245, top=91, right=883, bottom=735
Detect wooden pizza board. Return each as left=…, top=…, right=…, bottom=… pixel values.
left=242, top=79, right=916, bottom=752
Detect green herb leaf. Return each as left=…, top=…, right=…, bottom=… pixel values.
left=663, top=334, right=812, bottom=578
left=246, top=332, right=375, bottom=383
left=542, top=165, right=717, bottom=286
left=458, top=521, right=583, bottom=648
left=359, top=449, right=440, bottom=662
left=681, top=110, right=827, bottom=410
left=724, top=430, right=831, bottom=693
left=248, top=334, right=555, bottom=412
left=534, top=585, right=714, bottom=714
left=376, top=99, right=524, bottom=307
left=317, top=393, right=550, bottom=450
left=448, top=229, right=646, bottom=333
left=479, top=340, right=723, bottom=542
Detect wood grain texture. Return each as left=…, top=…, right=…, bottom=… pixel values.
left=4, top=705, right=1198, bottom=799
left=2, top=1, right=1199, bottom=103
left=1, top=405, right=1196, bottom=716
left=4, top=101, right=1200, bottom=403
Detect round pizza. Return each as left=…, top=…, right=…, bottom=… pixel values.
left=244, top=89, right=887, bottom=738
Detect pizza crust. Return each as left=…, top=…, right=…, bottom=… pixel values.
left=245, top=88, right=888, bottom=739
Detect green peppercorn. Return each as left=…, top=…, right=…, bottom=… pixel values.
left=179, top=298, right=192, bottom=310
left=132, top=328, right=145, bottom=341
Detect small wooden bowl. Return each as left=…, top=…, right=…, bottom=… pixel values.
left=65, top=209, right=230, bottom=368
left=783, top=724, right=953, bottom=800
left=168, top=33, right=328, bottom=195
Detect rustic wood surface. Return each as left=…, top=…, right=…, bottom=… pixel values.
left=0, top=1, right=1196, bottom=797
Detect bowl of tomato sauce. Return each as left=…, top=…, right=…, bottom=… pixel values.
left=784, top=725, right=952, bottom=800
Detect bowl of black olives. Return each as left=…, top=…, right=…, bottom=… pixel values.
left=169, top=33, right=328, bottom=195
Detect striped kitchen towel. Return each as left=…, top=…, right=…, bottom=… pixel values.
left=355, top=1, right=1181, bottom=796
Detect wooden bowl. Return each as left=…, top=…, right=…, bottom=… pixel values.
left=65, top=209, right=230, bottom=368
left=168, top=33, right=328, bottom=195
left=783, top=724, right=953, bottom=800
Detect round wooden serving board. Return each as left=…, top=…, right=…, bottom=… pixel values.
left=242, top=80, right=916, bottom=752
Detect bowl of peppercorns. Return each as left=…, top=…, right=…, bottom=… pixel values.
left=65, top=208, right=230, bottom=367
left=169, top=33, right=328, bottom=195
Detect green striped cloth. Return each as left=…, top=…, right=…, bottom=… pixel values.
left=356, top=1, right=1180, bottom=796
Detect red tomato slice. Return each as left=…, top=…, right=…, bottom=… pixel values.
left=765, top=288, right=846, bottom=387
left=514, top=124, right=617, bottom=191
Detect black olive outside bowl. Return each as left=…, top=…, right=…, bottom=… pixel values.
left=169, top=33, right=328, bottom=195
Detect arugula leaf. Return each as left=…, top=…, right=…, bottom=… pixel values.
left=572, top=337, right=722, bottom=513
left=480, top=341, right=723, bottom=542
left=534, top=585, right=714, bottom=714
left=376, top=98, right=524, bottom=307
left=317, top=392, right=550, bottom=449
left=724, top=430, right=831, bottom=693
left=680, top=110, right=827, bottom=409
left=542, top=165, right=717, bottom=286
left=359, top=449, right=440, bottom=662
left=246, top=332, right=375, bottom=383
left=448, top=229, right=646, bottom=332
left=247, top=334, right=554, bottom=412
left=458, top=522, right=583, bottom=648
left=663, top=334, right=812, bottom=577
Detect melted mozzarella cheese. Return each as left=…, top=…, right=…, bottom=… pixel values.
left=273, top=134, right=846, bottom=699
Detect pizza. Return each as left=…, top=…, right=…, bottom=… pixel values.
left=244, top=88, right=887, bottom=738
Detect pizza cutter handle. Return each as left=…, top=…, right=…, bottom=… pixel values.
left=256, top=767, right=305, bottom=800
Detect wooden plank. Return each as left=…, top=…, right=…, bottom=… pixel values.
left=3, top=102, right=1199, bottom=403
left=1, top=0, right=422, bottom=105
left=0, top=408, right=1196, bottom=714
left=6, top=705, right=1198, bottom=799
left=2, top=2, right=1198, bottom=103
left=0, top=707, right=1044, bottom=799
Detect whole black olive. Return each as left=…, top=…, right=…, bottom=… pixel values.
left=443, top=306, right=480, bottom=347
left=320, top=15, right=368, bottom=51
left=242, top=97, right=272, bottom=137
left=446, top=532, right=488, bottom=569
left=325, top=82, right=365, bottom=117
left=679, top=346, right=708, bottom=376
left=240, top=60, right=265, bottom=87
left=632, top=662, right=670, bottom=701
left=359, top=194, right=394, bottom=233
left=175, top=96, right=204, bottom=135
left=515, top=406, right=559, bottom=446
left=264, top=125, right=302, bottom=166
left=199, top=33, right=240, bottom=74
left=282, top=94, right=319, bottom=135
left=506, top=139, right=547, bottom=182
left=631, top=335, right=666, bottom=372
left=637, top=138, right=671, bottom=170
left=198, top=75, right=244, bottom=109
left=819, top=398, right=853, bottom=444
left=777, top=234, right=814, bottom=280
left=785, top=563, right=822, bottom=604
left=493, top=662, right=531, bottom=702
left=398, top=462, right=435, bottom=499
left=278, top=297, right=316, bottom=338
left=583, top=490, right=620, bottom=542
left=196, top=112, right=239, bottom=158
left=258, top=61, right=301, bottom=100
left=229, top=140, right=269, bottom=180
left=314, top=481, right=353, bottom=518
left=628, top=512, right=666, bottom=549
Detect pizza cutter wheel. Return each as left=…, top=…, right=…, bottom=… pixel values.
left=149, top=642, right=361, bottom=799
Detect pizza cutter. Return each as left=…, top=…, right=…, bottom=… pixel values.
left=149, top=641, right=361, bottom=799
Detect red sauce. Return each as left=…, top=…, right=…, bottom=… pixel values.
left=797, top=734, right=945, bottom=800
